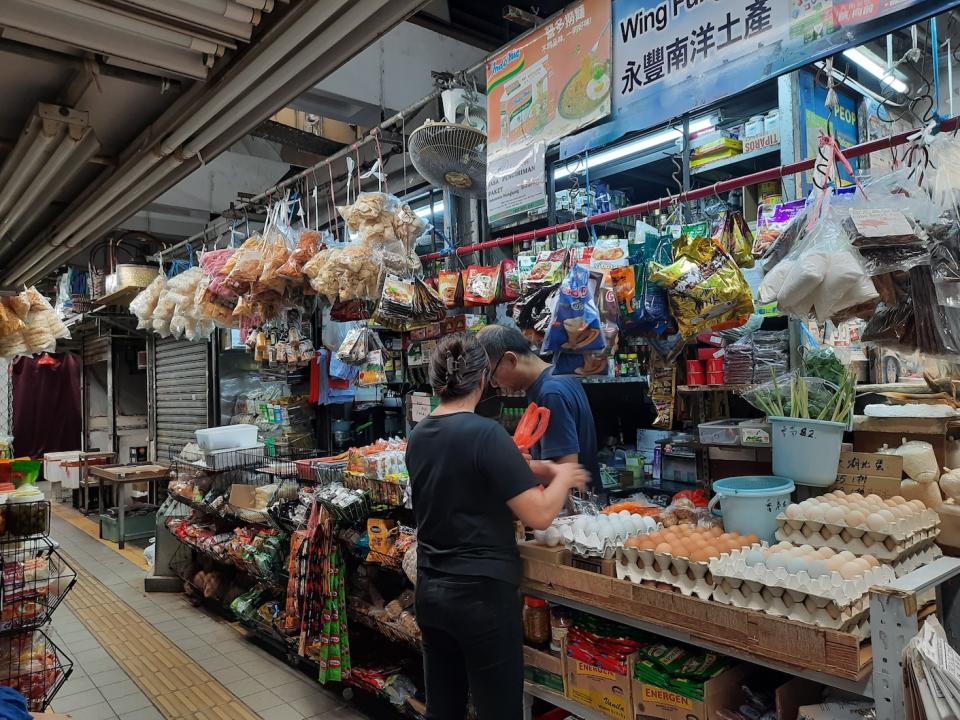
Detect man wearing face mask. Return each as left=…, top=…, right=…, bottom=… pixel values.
left=477, top=323, right=601, bottom=493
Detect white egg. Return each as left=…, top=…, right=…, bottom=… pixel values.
left=785, top=504, right=803, bottom=520
left=785, top=557, right=808, bottom=575
left=630, top=515, right=645, bottom=532
left=806, top=560, right=829, bottom=578
left=866, top=513, right=889, bottom=533
left=619, top=510, right=632, bottom=520
left=533, top=529, right=546, bottom=544
left=765, top=554, right=789, bottom=572
left=824, top=506, right=846, bottom=524
left=836, top=550, right=856, bottom=562
left=744, top=549, right=765, bottom=566
left=806, top=503, right=827, bottom=523
left=544, top=527, right=561, bottom=547
left=865, top=494, right=884, bottom=506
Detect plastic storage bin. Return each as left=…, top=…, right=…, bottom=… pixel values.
left=768, top=416, right=846, bottom=486
left=697, top=419, right=744, bottom=446
left=708, top=476, right=795, bottom=543
left=195, top=424, right=257, bottom=451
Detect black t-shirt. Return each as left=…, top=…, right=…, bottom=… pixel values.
left=406, top=412, right=539, bottom=586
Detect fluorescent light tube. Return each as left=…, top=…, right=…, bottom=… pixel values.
left=415, top=201, right=444, bottom=218
left=842, top=47, right=908, bottom=94
left=554, top=116, right=715, bottom=180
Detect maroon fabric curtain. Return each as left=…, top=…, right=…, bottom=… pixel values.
left=12, top=352, right=82, bottom=458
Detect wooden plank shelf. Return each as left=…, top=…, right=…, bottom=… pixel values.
left=521, top=552, right=872, bottom=696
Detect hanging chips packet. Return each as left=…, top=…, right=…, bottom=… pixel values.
left=650, top=230, right=754, bottom=339
left=543, top=263, right=605, bottom=353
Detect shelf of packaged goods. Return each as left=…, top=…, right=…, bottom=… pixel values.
left=523, top=682, right=611, bottom=720
left=169, top=533, right=288, bottom=590
left=577, top=375, right=648, bottom=385
left=690, top=144, right=781, bottom=176
left=676, top=384, right=757, bottom=393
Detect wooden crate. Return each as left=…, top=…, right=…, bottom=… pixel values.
left=523, top=556, right=871, bottom=681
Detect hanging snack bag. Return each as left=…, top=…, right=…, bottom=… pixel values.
left=713, top=209, right=756, bottom=268
left=525, top=250, right=568, bottom=290
left=500, top=259, right=521, bottom=301
left=437, top=270, right=464, bottom=308
left=543, top=263, right=605, bottom=353
left=226, top=234, right=265, bottom=286
left=650, top=231, right=754, bottom=339
left=464, top=265, right=499, bottom=305
left=277, top=229, right=324, bottom=281
left=358, top=349, right=387, bottom=386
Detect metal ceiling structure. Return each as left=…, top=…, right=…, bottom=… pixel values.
left=0, top=0, right=429, bottom=286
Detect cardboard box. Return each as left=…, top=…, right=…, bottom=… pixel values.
left=632, top=663, right=749, bottom=720
left=565, top=651, right=636, bottom=719
left=524, top=645, right=565, bottom=693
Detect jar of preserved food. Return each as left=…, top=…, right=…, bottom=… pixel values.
left=550, top=606, right=572, bottom=653
left=522, top=596, right=550, bottom=646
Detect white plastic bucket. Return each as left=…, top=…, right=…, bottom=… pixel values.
left=708, top=476, right=795, bottom=543
left=768, top=416, right=846, bottom=486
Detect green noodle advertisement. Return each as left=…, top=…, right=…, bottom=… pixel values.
left=486, top=0, right=612, bottom=157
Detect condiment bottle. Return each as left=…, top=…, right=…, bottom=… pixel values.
left=522, top=596, right=551, bottom=647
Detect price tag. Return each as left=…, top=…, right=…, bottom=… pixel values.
left=833, top=474, right=902, bottom=499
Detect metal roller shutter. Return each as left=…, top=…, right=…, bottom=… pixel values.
left=149, top=336, right=211, bottom=461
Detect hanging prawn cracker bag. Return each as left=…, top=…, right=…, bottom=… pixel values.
left=650, top=232, right=754, bottom=339
left=543, top=263, right=605, bottom=353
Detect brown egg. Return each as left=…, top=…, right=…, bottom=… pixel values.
left=702, top=544, right=720, bottom=558
left=624, top=537, right=641, bottom=549
left=691, top=547, right=713, bottom=563
left=708, top=526, right=724, bottom=538
left=655, top=542, right=673, bottom=555
left=647, top=532, right=663, bottom=544
left=688, top=535, right=707, bottom=547
left=744, top=534, right=760, bottom=546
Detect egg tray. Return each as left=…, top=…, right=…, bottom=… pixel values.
left=615, top=546, right=730, bottom=600
left=710, top=579, right=873, bottom=635
left=887, top=542, right=943, bottom=578
left=778, top=507, right=940, bottom=542
left=709, top=548, right=896, bottom=610
left=560, top=523, right=662, bottom=560
left=775, top=514, right=941, bottom=561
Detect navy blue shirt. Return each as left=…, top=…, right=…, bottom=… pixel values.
left=527, top=368, right=601, bottom=491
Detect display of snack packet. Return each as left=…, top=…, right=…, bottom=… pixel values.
left=650, top=230, right=754, bottom=339
left=464, top=265, right=499, bottom=305
left=437, top=270, right=464, bottom=308
left=543, top=264, right=605, bottom=353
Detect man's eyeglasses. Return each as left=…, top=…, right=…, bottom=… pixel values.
left=488, top=353, right=505, bottom=389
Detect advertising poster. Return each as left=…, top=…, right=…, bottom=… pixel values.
left=798, top=69, right=858, bottom=193
left=486, top=0, right=612, bottom=154
left=485, top=0, right=612, bottom=222
left=561, top=0, right=952, bottom=158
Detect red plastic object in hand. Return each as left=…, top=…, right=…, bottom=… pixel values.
left=513, top=402, right=550, bottom=453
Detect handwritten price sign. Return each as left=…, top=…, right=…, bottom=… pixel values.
left=832, top=451, right=903, bottom=498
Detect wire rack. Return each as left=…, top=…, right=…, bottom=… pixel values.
left=343, top=473, right=408, bottom=509
left=0, top=538, right=77, bottom=635
left=348, top=608, right=421, bottom=649
left=0, top=630, right=73, bottom=712
left=2, top=502, right=51, bottom=539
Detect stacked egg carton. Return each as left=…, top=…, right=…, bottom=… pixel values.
left=615, top=529, right=758, bottom=600
left=532, top=512, right=659, bottom=559
left=776, top=491, right=940, bottom=562
left=709, top=543, right=895, bottom=634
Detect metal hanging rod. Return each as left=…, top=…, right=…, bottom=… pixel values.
left=154, top=57, right=488, bottom=260
left=419, top=115, right=959, bottom=262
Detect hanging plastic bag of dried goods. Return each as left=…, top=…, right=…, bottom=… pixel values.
left=542, top=263, right=605, bottom=353
left=759, top=193, right=877, bottom=324
left=277, top=228, right=327, bottom=282
left=841, top=169, right=937, bottom=276
left=0, top=299, right=25, bottom=341
left=336, top=325, right=383, bottom=365
left=908, top=265, right=960, bottom=357
left=259, top=202, right=297, bottom=293
left=130, top=272, right=166, bottom=330
left=711, top=207, right=755, bottom=268
left=226, top=233, right=266, bottom=286
left=649, top=230, right=754, bottom=339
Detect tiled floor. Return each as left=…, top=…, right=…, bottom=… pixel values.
left=46, top=505, right=369, bottom=720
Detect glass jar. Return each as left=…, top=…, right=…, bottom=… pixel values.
left=522, top=596, right=550, bottom=647
left=550, top=606, right=572, bottom=653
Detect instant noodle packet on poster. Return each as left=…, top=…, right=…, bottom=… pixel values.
left=650, top=230, right=754, bottom=339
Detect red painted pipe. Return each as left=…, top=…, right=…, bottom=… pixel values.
left=420, top=116, right=957, bottom=262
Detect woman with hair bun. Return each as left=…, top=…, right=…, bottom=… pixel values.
left=406, top=332, right=588, bottom=720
